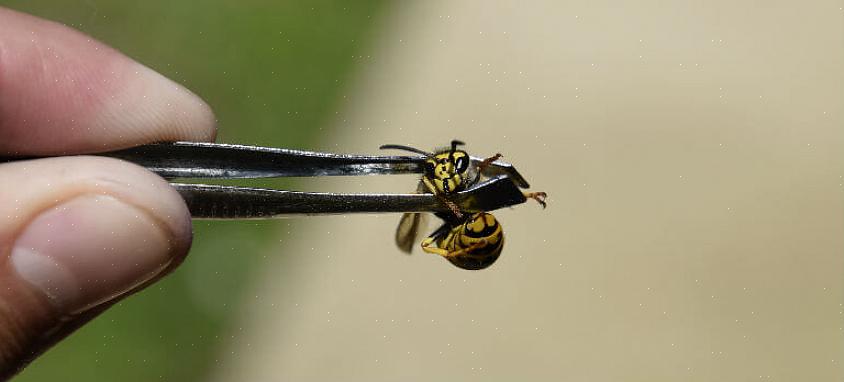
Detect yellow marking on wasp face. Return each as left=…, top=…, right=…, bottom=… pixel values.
left=425, top=150, right=472, bottom=194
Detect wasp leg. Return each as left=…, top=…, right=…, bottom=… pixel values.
left=477, top=153, right=503, bottom=173
left=523, top=191, right=547, bottom=208
left=421, top=237, right=488, bottom=259
left=422, top=177, right=463, bottom=219
left=445, top=240, right=488, bottom=259
left=421, top=236, right=450, bottom=257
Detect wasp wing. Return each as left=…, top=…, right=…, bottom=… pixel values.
left=395, top=212, right=427, bottom=253
left=395, top=181, right=431, bottom=254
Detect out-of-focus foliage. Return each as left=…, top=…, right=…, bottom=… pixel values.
left=1, top=1, right=385, bottom=380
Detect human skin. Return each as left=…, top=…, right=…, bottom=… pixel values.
left=0, top=7, right=216, bottom=378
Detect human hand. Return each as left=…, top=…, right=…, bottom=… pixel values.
left=0, top=7, right=215, bottom=378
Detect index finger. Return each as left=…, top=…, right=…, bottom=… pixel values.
left=0, top=7, right=216, bottom=155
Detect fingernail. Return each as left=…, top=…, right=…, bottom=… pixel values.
left=11, top=195, right=177, bottom=315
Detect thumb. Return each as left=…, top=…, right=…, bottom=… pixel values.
left=0, top=156, right=192, bottom=377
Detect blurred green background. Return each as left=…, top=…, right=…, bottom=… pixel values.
left=4, top=1, right=844, bottom=381
left=0, top=1, right=385, bottom=380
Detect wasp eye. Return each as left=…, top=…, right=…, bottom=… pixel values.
left=454, top=156, right=469, bottom=173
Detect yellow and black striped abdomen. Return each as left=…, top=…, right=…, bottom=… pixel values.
left=440, top=212, right=504, bottom=270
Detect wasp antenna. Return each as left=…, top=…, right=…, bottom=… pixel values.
left=379, top=144, right=434, bottom=157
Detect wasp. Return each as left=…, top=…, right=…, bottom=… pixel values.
left=380, top=140, right=546, bottom=270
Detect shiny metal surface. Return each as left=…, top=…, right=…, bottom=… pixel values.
left=97, top=142, right=530, bottom=187
left=100, top=141, right=426, bottom=179
left=176, top=175, right=526, bottom=219
left=0, top=142, right=535, bottom=218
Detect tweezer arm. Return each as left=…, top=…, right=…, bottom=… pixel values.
left=0, top=142, right=531, bottom=188
left=100, top=141, right=425, bottom=179
left=179, top=175, right=527, bottom=219
left=99, top=142, right=531, bottom=187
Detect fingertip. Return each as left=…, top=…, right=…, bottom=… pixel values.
left=0, top=6, right=217, bottom=155
left=94, top=61, right=218, bottom=148
left=0, top=156, right=195, bottom=266
left=0, top=155, right=194, bottom=375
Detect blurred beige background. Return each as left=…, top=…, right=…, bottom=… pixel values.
left=213, top=0, right=843, bottom=380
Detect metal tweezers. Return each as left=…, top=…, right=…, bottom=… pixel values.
left=0, top=142, right=536, bottom=219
